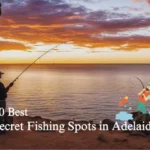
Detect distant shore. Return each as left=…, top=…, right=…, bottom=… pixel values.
left=0, top=115, right=149, bottom=149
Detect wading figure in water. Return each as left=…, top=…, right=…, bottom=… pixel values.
left=0, top=72, right=14, bottom=124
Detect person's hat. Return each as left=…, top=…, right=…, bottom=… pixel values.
left=0, top=71, right=4, bottom=75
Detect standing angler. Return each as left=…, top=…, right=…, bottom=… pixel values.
left=0, top=71, right=14, bottom=123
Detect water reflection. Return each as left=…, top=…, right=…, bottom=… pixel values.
left=0, top=64, right=149, bottom=122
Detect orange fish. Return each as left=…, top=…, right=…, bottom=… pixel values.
left=118, top=96, right=129, bottom=107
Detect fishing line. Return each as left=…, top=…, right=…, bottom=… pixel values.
left=129, top=76, right=145, bottom=89
left=12, top=42, right=68, bottom=83
left=114, top=76, right=145, bottom=97
left=134, top=77, right=145, bottom=89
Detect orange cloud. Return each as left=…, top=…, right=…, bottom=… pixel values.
left=0, top=0, right=150, bottom=51
left=0, top=41, right=29, bottom=51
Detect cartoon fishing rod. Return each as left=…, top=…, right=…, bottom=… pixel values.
left=135, top=78, right=150, bottom=121
left=118, top=77, right=145, bottom=107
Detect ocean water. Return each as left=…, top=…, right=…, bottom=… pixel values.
left=0, top=64, right=150, bottom=123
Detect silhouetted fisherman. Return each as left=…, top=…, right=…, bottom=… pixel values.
left=0, top=2, right=2, bottom=16
left=0, top=71, right=14, bottom=124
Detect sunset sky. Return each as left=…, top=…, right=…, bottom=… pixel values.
left=0, top=0, right=150, bottom=64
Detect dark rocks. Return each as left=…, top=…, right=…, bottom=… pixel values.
left=129, top=112, right=150, bottom=135
left=131, top=112, right=142, bottom=119
left=131, top=112, right=150, bottom=123
left=102, top=119, right=115, bottom=131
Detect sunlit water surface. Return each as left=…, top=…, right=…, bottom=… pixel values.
left=0, top=64, right=150, bottom=123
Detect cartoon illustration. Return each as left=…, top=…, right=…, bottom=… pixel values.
left=116, top=96, right=133, bottom=121
left=116, top=111, right=133, bottom=121
left=136, top=83, right=150, bottom=121
left=116, top=81, right=150, bottom=122
left=118, top=96, right=128, bottom=107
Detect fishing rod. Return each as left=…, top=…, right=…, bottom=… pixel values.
left=12, top=42, right=67, bottom=83
left=129, top=76, right=145, bottom=89
left=134, top=77, right=145, bottom=89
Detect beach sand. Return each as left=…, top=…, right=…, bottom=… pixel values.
left=0, top=116, right=149, bottom=149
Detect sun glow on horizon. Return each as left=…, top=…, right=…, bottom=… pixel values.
left=0, top=47, right=150, bottom=64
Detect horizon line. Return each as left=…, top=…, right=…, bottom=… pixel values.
left=0, top=63, right=150, bottom=65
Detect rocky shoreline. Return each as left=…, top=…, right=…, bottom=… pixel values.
left=0, top=112, right=149, bottom=149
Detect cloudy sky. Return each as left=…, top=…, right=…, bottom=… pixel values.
left=0, top=0, right=150, bottom=64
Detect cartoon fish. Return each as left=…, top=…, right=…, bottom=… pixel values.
left=118, top=96, right=129, bottom=107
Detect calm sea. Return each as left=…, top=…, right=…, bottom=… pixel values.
left=0, top=64, right=150, bottom=122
